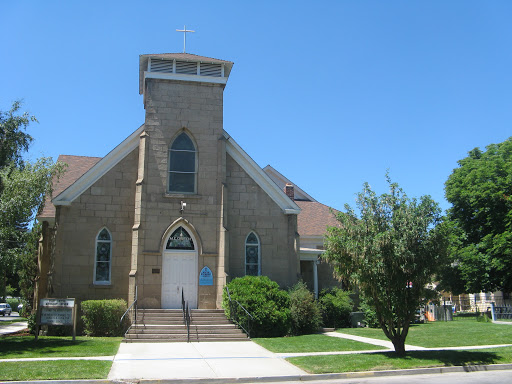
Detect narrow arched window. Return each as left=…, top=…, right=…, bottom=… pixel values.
left=168, top=132, right=197, bottom=193
left=94, top=228, right=112, bottom=284
left=245, top=232, right=260, bottom=276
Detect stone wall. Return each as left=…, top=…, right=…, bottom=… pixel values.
left=226, top=154, right=299, bottom=288
left=51, top=149, right=138, bottom=303
left=135, top=79, right=226, bottom=309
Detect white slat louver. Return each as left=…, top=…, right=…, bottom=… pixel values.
left=150, top=59, right=174, bottom=73
left=175, top=61, right=197, bottom=75
left=200, top=63, right=222, bottom=77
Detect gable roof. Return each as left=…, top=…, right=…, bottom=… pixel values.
left=223, top=132, right=300, bottom=215
left=263, top=165, right=317, bottom=202
left=51, top=124, right=144, bottom=207
left=41, top=124, right=300, bottom=216
left=38, top=155, right=102, bottom=219
left=296, top=200, right=339, bottom=237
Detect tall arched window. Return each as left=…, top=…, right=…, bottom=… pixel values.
left=168, top=132, right=197, bottom=193
left=94, top=228, right=112, bottom=284
left=245, top=232, right=260, bottom=276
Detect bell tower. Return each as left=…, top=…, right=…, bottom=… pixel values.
left=131, top=53, right=234, bottom=309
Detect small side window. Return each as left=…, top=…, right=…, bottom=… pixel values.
left=94, top=228, right=112, bottom=284
left=245, top=232, right=260, bottom=276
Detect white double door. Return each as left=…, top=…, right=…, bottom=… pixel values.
left=161, top=251, right=198, bottom=309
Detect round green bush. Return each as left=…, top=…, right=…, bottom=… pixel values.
left=223, top=276, right=290, bottom=338
left=289, top=281, right=322, bottom=335
left=319, top=288, right=353, bottom=328
left=81, top=299, right=130, bottom=336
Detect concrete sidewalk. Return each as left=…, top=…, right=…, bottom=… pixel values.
left=108, top=341, right=306, bottom=381
left=0, top=321, right=28, bottom=336
left=323, top=331, right=427, bottom=350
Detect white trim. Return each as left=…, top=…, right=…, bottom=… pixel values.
left=53, top=125, right=144, bottom=205
left=144, top=71, right=228, bottom=86
left=223, top=132, right=300, bottom=215
left=300, top=247, right=325, bottom=261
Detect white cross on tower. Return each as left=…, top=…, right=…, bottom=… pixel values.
left=176, top=25, right=195, bottom=53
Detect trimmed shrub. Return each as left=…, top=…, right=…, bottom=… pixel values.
left=223, top=276, right=290, bottom=338
left=6, top=298, right=21, bottom=312
left=81, top=299, right=130, bottom=336
left=319, top=288, right=353, bottom=329
left=289, top=281, right=322, bottom=335
left=359, top=297, right=380, bottom=328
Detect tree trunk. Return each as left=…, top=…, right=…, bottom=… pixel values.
left=391, top=337, right=406, bottom=356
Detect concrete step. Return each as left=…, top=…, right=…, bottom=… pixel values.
left=124, top=308, right=248, bottom=343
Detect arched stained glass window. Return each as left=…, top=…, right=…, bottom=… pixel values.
left=168, top=132, right=197, bottom=193
left=94, top=228, right=112, bottom=284
left=245, top=232, right=260, bottom=276
left=166, top=226, right=195, bottom=250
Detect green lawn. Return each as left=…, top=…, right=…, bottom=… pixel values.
left=337, top=318, right=512, bottom=348
left=0, top=360, right=112, bottom=381
left=253, top=334, right=382, bottom=353
left=0, top=336, right=122, bottom=359
left=288, top=346, right=512, bottom=374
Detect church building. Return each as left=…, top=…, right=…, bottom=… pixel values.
left=36, top=52, right=339, bottom=310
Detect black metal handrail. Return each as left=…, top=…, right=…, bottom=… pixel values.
left=181, top=288, right=191, bottom=342
left=225, top=286, right=253, bottom=337
left=121, top=285, right=138, bottom=336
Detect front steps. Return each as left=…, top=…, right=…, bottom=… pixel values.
left=123, top=309, right=249, bottom=342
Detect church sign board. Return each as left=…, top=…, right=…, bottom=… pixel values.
left=199, top=266, right=213, bottom=286
left=36, top=298, right=77, bottom=341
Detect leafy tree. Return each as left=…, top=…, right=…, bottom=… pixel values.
left=0, top=101, right=63, bottom=301
left=444, top=137, right=512, bottom=293
left=0, top=100, right=35, bottom=169
left=324, top=176, right=448, bottom=355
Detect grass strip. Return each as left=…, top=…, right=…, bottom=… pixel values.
left=287, top=346, right=512, bottom=374
left=253, top=334, right=382, bottom=353
left=0, top=336, right=122, bottom=359
left=0, top=318, right=27, bottom=325
left=0, top=360, right=112, bottom=381
left=337, top=320, right=512, bottom=348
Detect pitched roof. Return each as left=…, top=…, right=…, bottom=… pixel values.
left=296, top=200, right=340, bottom=237
left=38, top=155, right=102, bottom=219
left=263, top=165, right=317, bottom=202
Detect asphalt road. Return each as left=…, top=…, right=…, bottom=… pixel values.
left=0, top=312, right=21, bottom=321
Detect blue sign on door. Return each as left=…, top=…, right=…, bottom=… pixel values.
left=199, top=266, right=213, bottom=286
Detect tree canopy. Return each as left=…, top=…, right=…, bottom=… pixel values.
left=444, top=137, right=512, bottom=293
left=324, top=176, right=448, bottom=355
left=0, top=101, right=63, bottom=301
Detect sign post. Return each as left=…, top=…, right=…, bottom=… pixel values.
left=36, top=298, right=76, bottom=341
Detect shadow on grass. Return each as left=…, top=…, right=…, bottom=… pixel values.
left=383, top=349, right=501, bottom=367
left=0, top=336, right=89, bottom=357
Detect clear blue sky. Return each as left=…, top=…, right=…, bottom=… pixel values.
left=2, top=1, right=511, bottom=213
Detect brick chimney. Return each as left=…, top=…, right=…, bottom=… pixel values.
left=284, top=183, right=295, bottom=200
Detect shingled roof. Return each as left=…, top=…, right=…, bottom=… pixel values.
left=296, top=200, right=340, bottom=237
left=38, top=155, right=102, bottom=219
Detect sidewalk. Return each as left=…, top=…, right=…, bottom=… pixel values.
left=108, top=341, right=306, bottom=380
left=0, top=321, right=28, bottom=336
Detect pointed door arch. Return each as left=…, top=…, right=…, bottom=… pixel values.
left=161, top=225, right=198, bottom=309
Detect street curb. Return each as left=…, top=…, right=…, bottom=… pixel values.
left=8, top=363, right=512, bottom=384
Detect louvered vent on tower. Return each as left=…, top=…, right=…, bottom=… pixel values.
left=200, top=63, right=222, bottom=77
left=150, top=59, right=174, bottom=73
left=176, top=61, right=198, bottom=75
